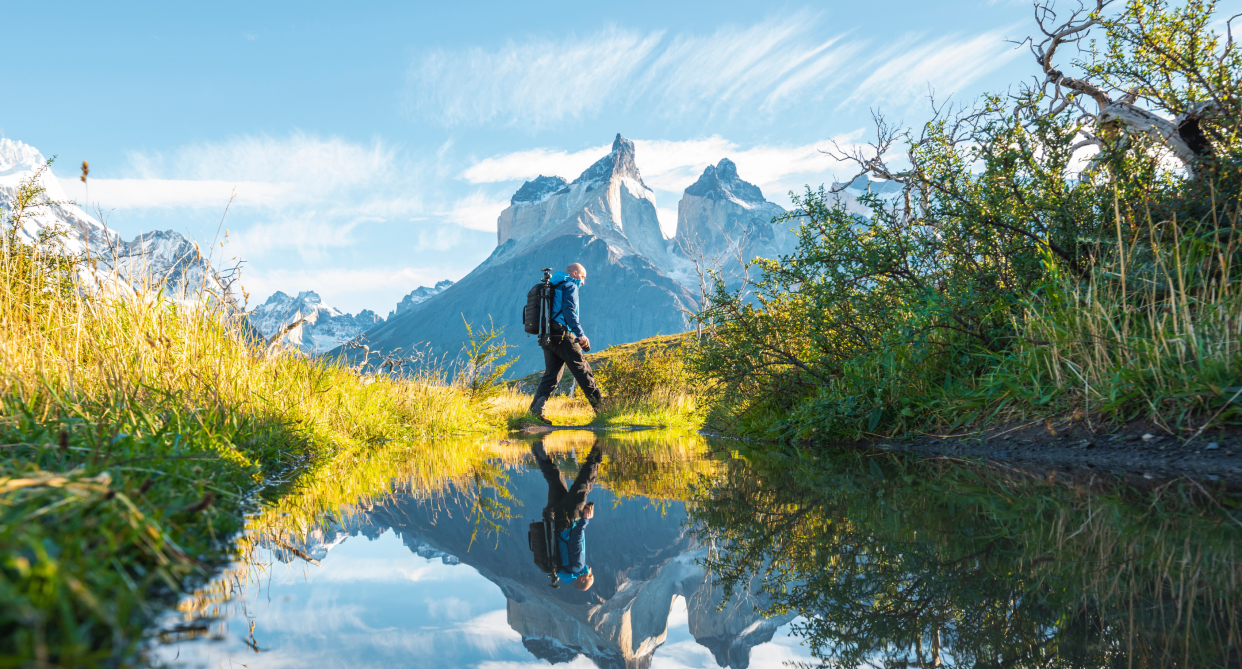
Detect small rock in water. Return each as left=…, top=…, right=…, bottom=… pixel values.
left=1142, top=433, right=1156, bottom=442
left=1205, top=442, right=1220, bottom=450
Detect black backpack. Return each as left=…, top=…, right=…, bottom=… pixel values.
left=521, top=268, right=569, bottom=340
left=521, top=269, right=552, bottom=336
left=528, top=509, right=562, bottom=587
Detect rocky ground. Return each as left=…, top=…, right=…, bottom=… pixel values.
left=875, top=419, right=1242, bottom=490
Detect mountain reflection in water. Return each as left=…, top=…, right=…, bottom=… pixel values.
left=152, top=431, right=1241, bottom=668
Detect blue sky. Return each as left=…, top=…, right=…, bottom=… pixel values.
left=7, top=0, right=1052, bottom=313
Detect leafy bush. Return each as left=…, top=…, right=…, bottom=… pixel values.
left=691, top=0, right=1242, bottom=440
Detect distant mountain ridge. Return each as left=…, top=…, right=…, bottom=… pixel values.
left=0, top=138, right=233, bottom=306
left=249, top=291, right=383, bottom=353
left=388, top=279, right=453, bottom=319
left=250, top=281, right=454, bottom=354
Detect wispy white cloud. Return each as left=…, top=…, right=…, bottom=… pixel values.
left=408, top=27, right=664, bottom=128
left=59, top=177, right=290, bottom=210
left=444, top=191, right=512, bottom=233
left=460, top=143, right=609, bottom=184
left=655, top=207, right=678, bottom=238
left=635, top=15, right=862, bottom=118
left=407, top=15, right=1020, bottom=128
left=59, top=133, right=437, bottom=263
left=126, top=132, right=396, bottom=187
left=229, top=213, right=370, bottom=261
left=460, top=133, right=866, bottom=208
left=72, top=133, right=417, bottom=215
left=842, top=28, right=1024, bottom=110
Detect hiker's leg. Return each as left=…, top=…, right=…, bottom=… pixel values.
left=537, top=452, right=569, bottom=507
left=565, top=445, right=604, bottom=511
left=558, top=338, right=603, bottom=410
left=529, top=346, right=567, bottom=416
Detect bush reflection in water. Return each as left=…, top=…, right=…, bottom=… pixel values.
left=691, top=446, right=1242, bottom=668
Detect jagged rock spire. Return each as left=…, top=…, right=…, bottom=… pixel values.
left=572, top=133, right=646, bottom=187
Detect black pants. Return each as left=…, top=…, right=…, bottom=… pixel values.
left=538, top=446, right=603, bottom=529
left=530, top=330, right=602, bottom=415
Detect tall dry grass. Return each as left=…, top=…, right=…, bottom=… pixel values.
left=0, top=180, right=500, bottom=665
left=1017, top=210, right=1242, bottom=431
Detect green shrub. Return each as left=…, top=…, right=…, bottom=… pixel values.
left=690, top=0, right=1242, bottom=441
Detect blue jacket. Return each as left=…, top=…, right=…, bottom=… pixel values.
left=549, top=271, right=585, bottom=338
left=556, top=517, right=589, bottom=581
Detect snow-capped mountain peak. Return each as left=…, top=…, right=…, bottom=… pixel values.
left=254, top=281, right=453, bottom=354
left=250, top=290, right=381, bottom=353
left=684, top=158, right=768, bottom=209
left=571, top=133, right=648, bottom=190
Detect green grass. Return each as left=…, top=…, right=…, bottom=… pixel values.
left=0, top=187, right=511, bottom=665
left=697, top=212, right=1242, bottom=444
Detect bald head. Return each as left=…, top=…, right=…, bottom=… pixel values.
left=567, top=263, right=587, bottom=280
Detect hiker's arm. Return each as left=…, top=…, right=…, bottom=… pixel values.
left=562, top=284, right=585, bottom=338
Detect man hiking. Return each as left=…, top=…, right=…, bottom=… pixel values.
left=529, top=262, right=602, bottom=425
left=532, top=440, right=602, bottom=591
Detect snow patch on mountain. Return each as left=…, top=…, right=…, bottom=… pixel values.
left=250, top=290, right=384, bottom=354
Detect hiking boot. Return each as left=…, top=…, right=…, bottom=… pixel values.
left=531, top=412, right=553, bottom=426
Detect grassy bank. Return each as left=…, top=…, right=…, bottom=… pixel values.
left=0, top=188, right=512, bottom=665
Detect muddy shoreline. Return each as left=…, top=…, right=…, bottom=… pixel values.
left=704, top=420, right=1242, bottom=490
left=872, top=420, right=1242, bottom=489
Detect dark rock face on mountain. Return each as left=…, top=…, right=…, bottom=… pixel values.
left=345, top=135, right=695, bottom=376
left=362, top=458, right=793, bottom=669
left=511, top=175, right=569, bottom=206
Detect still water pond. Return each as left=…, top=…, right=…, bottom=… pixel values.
left=151, top=431, right=1242, bottom=668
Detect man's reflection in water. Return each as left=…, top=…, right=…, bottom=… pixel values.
left=532, top=440, right=603, bottom=591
